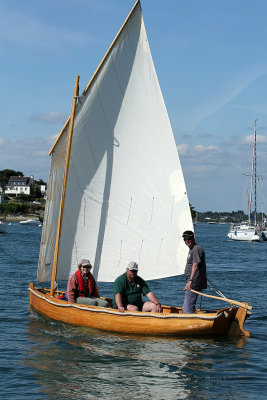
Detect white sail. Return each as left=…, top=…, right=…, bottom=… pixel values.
left=37, top=122, right=69, bottom=281
left=37, top=2, right=193, bottom=283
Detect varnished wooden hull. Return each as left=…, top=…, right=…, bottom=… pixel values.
left=28, top=284, right=250, bottom=337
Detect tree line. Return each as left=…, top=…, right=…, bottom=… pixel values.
left=194, top=210, right=266, bottom=223
left=1, top=170, right=265, bottom=222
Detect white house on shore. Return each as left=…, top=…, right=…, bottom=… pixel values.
left=5, top=175, right=34, bottom=196
left=40, top=185, right=46, bottom=195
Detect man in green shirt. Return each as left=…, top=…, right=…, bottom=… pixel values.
left=113, top=261, right=162, bottom=313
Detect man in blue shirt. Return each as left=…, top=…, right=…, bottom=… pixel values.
left=113, top=261, right=162, bottom=313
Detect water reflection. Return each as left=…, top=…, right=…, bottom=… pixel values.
left=25, top=312, right=250, bottom=399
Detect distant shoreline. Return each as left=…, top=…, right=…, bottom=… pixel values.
left=0, top=215, right=40, bottom=222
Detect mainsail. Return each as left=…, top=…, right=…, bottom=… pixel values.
left=37, top=1, right=193, bottom=283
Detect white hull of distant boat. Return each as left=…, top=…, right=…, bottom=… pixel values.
left=20, top=219, right=40, bottom=226
left=227, top=224, right=261, bottom=242
left=0, top=221, right=6, bottom=233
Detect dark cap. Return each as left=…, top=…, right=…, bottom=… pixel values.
left=182, top=230, right=194, bottom=239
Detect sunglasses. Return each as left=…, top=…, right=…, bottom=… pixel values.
left=183, top=238, right=192, bottom=242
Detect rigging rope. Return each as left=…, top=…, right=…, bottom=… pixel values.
left=198, top=277, right=227, bottom=310
left=207, top=277, right=227, bottom=298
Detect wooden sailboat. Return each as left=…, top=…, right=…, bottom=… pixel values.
left=29, top=0, right=251, bottom=337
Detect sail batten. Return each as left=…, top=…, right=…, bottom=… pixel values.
left=37, top=2, right=193, bottom=283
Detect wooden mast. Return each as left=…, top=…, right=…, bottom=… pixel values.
left=49, top=75, right=80, bottom=296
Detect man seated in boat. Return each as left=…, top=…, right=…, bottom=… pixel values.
left=113, top=261, right=162, bottom=313
left=182, top=230, right=207, bottom=313
left=67, top=258, right=108, bottom=307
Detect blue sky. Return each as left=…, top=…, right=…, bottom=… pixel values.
left=1, top=0, right=267, bottom=212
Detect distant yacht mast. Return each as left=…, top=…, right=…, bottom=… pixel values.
left=253, top=120, right=257, bottom=227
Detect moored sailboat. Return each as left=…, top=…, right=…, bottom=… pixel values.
left=228, top=121, right=262, bottom=242
left=227, top=222, right=261, bottom=242
left=29, top=1, right=251, bottom=337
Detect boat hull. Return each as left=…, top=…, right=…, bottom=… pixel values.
left=28, top=284, right=250, bottom=337
left=20, top=219, right=40, bottom=225
left=261, top=230, right=267, bottom=241
left=227, top=229, right=261, bottom=241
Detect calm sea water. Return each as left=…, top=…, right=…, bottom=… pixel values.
left=0, top=223, right=266, bottom=399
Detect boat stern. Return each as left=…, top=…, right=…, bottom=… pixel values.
left=212, top=305, right=251, bottom=337
left=227, top=305, right=251, bottom=337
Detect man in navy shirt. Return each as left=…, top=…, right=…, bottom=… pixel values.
left=182, top=231, right=207, bottom=313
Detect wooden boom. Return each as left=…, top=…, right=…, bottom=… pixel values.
left=191, top=290, right=252, bottom=310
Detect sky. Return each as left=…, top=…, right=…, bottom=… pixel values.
left=1, top=0, right=267, bottom=212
